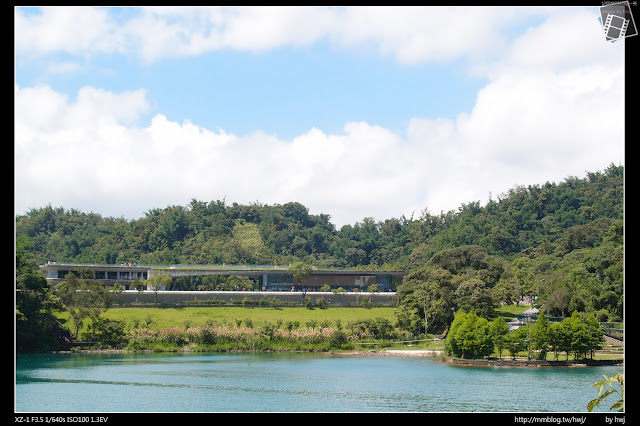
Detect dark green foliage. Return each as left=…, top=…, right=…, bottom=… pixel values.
left=92, top=318, right=128, bottom=348
left=445, top=310, right=493, bottom=359
left=16, top=164, right=624, bottom=327
left=16, top=236, right=65, bottom=352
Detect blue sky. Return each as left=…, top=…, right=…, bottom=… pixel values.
left=17, top=35, right=486, bottom=139
left=15, top=6, right=625, bottom=227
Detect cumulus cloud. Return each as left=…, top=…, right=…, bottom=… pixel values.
left=15, top=7, right=123, bottom=57
left=15, top=6, right=552, bottom=64
left=14, top=84, right=421, bottom=225
left=14, top=6, right=625, bottom=226
left=403, top=8, right=625, bottom=216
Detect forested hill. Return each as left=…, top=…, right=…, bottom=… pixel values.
left=16, top=164, right=622, bottom=271
left=16, top=163, right=623, bottom=322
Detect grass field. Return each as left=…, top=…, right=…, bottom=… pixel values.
left=57, top=304, right=622, bottom=360
left=66, top=304, right=531, bottom=333
left=87, top=306, right=398, bottom=331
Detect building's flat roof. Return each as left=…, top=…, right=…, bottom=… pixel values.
left=40, top=262, right=406, bottom=276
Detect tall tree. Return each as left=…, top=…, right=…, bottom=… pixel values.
left=53, top=268, right=113, bottom=338
left=568, top=311, right=590, bottom=360
left=489, top=316, right=509, bottom=359
left=585, top=313, right=604, bottom=359
left=145, top=273, right=173, bottom=304
left=530, top=310, right=550, bottom=360
left=288, top=261, right=313, bottom=292
left=398, top=265, right=455, bottom=334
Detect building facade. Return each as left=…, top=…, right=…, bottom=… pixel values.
left=40, top=263, right=405, bottom=292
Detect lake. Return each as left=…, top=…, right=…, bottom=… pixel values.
left=15, top=352, right=623, bottom=413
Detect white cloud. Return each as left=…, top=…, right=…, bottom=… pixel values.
left=14, top=83, right=421, bottom=225
left=504, top=7, right=618, bottom=72
left=14, top=6, right=625, bottom=226
left=403, top=8, right=625, bottom=215
left=15, top=6, right=123, bottom=57
left=15, top=6, right=557, bottom=64
left=331, top=6, right=519, bottom=64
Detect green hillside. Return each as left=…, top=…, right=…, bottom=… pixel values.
left=16, top=164, right=623, bottom=351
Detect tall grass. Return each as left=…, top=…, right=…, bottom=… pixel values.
left=124, top=323, right=360, bottom=352
left=57, top=306, right=402, bottom=352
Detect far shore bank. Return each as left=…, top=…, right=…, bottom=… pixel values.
left=332, top=349, right=444, bottom=357
left=447, top=356, right=623, bottom=367
left=331, top=349, right=623, bottom=366
left=45, top=347, right=623, bottom=368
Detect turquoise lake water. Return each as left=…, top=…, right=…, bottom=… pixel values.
left=15, top=352, right=623, bottom=413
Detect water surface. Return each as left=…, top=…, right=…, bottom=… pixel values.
left=15, top=352, right=622, bottom=413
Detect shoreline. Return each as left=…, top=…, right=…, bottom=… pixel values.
left=331, top=349, right=623, bottom=367
left=332, top=349, right=444, bottom=357
left=47, top=348, right=623, bottom=367
left=448, top=356, right=623, bottom=367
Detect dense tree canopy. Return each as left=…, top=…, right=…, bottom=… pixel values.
left=16, top=164, right=624, bottom=330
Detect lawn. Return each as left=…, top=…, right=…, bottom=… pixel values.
left=62, top=304, right=532, bottom=334
left=98, top=306, right=398, bottom=330
left=492, top=303, right=531, bottom=320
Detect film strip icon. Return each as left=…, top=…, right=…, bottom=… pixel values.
left=603, top=13, right=630, bottom=39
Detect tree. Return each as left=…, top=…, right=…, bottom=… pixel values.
left=558, top=318, right=574, bottom=360
left=568, top=311, right=591, bottom=360
left=511, top=257, right=535, bottom=302
left=145, top=273, right=173, bottom=304
left=16, top=236, right=64, bottom=352
left=463, top=313, right=493, bottom=359
left=53, top=271, right=113, bottom=339
left=492, top=280, right=517, bottom=305
left=585, top=313, right=604, bottom=359
left=15, top=165, right=624, bottom=332
left=131, top=279, right=145, bottom=292
left=548, top=322, right=567, bottom=361
left=344, top=247, right=367, bottom=266
left=505, top=324, right=530, bottom=360
left=445, top=310, right=492, bottom=359
left=545, top=287, right=571, bottom=317
left=489, top=316, right=509, bottom=359
left=445, top=310, right=467, bottom=357
left=288, top=262, right=313, bottom=291
left=92, top=317, right=127, bottom=348
left=407, top=285, right=431, bottom=336
left=222, top=275, right=251, bottom=291
left=394, top=304, right=419, bottom=335
left=399, top=265, right=455, bottom=334
left=530, top=310, right=550, bottom=360
left=455, top=278, right=496, bottom=318
left=588, top=373, right=624, bottom=412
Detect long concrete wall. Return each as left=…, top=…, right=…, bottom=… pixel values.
left=113, top=290, right=398, bottom=306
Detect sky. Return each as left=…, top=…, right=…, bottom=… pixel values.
left=14, top=6, right=625, bottom=228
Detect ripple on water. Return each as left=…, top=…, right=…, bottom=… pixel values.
left=15, top=353, right=623, bottom=413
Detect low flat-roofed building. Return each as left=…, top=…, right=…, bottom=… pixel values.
left=41, top=262, right=150, bottom=289
left=40, top=263, right=404, bottom=292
